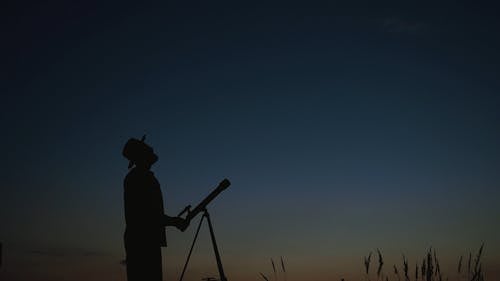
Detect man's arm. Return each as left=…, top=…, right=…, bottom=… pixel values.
left=163, top=215, right=189, bottom=231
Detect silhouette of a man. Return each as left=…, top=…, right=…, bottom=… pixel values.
left=122, top=136, right=189, bottom=281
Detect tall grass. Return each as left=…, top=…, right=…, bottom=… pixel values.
left=258, top=244, right=486, bottom=281
left=271, top=258, right=278, bottom=281
left=364, top=251, right=373, bottom=281
left=259, top=272, right=270, bottom=281
left=377, top=249, right=384, bottom=279
left=281, top=256, right=288, bottom=281
left=352, top=244, right=486, bottom=281
left=261, top=256, right=287, bottom=281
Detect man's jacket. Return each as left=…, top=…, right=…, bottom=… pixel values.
left=124, top=167, right=167, bottom=247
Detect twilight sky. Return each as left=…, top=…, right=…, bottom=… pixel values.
left=1, top=2, right=500, bottom=281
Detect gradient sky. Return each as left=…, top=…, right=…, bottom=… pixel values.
left=1, top=2, right=500, bottom=281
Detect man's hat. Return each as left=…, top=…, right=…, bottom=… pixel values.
left=122, top=135, right=152, bottom=168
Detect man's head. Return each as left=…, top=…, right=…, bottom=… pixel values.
left=122, top=136, right=158, bottom=169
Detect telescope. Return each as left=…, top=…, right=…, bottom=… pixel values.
left=177, top=178, right=231, bottom=281
left=178, top=178, right=231, bottom=222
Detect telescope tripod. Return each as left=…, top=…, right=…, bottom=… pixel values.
left=179, top=209, right=227, bottom=281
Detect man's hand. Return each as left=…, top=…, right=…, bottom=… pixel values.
left=164, top=215, right=190, bottom=232
left=176, top=217, right=190, bottom=232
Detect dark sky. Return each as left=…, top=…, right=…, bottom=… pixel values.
left=1, top=2, right=500, bottom=281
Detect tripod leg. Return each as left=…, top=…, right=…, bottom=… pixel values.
left=179, top=215, right=205, bottom=281
left=204, top=209, right=228, bottom=281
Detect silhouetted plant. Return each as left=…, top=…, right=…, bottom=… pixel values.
left=432, top=250, right=442, bottom=281
left=259, top=272, right=269, bottom=281
left=415, top=263, right=419, bottom=281
left=364, top=251, right=373, bottom=275
left=458, top=255, right=463, bottom=275
left=260, top=256, right=288, bottom=281
left=426, top=249, right=433, bottom=281
left=271, top=258, right=277, bottom=281
left=402, top=255, right=409, bottom=281
left=467, top=252, right=472, bottom=280
left=421, top=258, right=426, bottom=281
left=470, top=243, right=485, bottom=281
left=280, top=256, right=287, bottom=281
left=377, top=249, right=384, bottom=279
left=394, top=264, right=401, bottom=281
